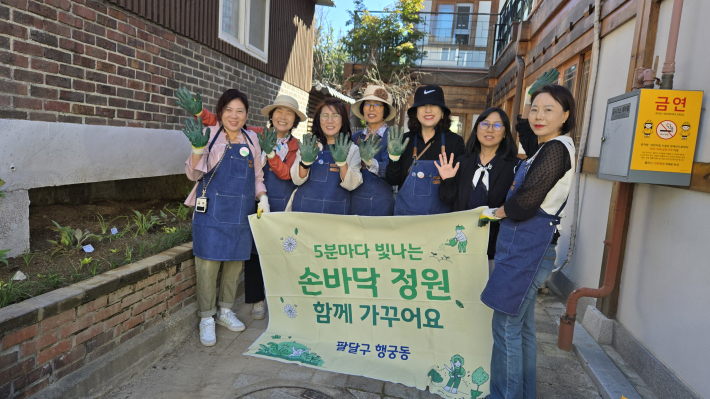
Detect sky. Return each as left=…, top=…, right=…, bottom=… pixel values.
left=318, top=0, right=395, bottom=38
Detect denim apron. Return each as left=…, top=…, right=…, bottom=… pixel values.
left=291, top=149, right=350, bottom=214
left=393, top=132, right=452, bottom=215
left=350, top=131, right=394, bottom=216
left=192, top=127, right=256, bottom=261
left=480, top=141, right=569, bottom=316
left=262, top=136, right=296, bottom=213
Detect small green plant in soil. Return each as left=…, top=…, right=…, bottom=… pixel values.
left=20, top=248, right=36, bottom=268
left=48, top=221, right=98, bottom=250
left=124, top=246, right=133, bottom=265
left=0, top=279, right=30, bottom=308
left=89, top=260, right=101, bottom=277
left=37, top=269, right=66, bottom=290
left=138, top=241, right=149, bottom=258
left=131, top=210, right=163, bottom=237
left=0, top=249, right=10, bottom=268
left=164, top=203, right=191, bottom=222
left=96, top=213, right=128, bottom=235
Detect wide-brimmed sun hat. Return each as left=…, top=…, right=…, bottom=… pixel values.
left=261, top=95, right=306, bottom=121
left=408, top=84, right=450, bottom=115
left=352, top=85, right=396, bottom=122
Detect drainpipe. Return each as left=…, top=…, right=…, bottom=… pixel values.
left=660, top=0, right=684, bottom=90
left=510, top=55, right=525, bottom=142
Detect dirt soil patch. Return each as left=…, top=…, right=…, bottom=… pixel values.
left=1, top=199, right=193, bottom=308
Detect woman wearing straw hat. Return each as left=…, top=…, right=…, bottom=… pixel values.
left=385, top=84, right=465, bottom=215
left=350, top=85, right=396, bottom=216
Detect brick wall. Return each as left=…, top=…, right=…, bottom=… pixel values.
left=0, top=0, right=309, bottom=135
left=0, top=244, right=196, bottom=398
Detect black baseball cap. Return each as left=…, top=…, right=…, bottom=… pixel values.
left=408, top=85, right=450, bottom=115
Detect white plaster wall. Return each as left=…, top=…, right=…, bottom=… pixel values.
left=555, top=175, right=612, bottom=290
left=586, top=17, right=637, bottom=157
left=0, top=120, right=187, bottom=192
left=652, top=0, right=710, bottom=162
left=616, top=184, right=710, bottom=397
left=0, top=190, right=30, bottom=257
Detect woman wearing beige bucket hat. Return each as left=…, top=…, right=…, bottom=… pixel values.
left=176, top=88, right=305, bottom=320
left=349, top=85, right=397, bottom=216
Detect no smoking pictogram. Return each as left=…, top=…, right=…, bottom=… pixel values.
left=656, top=120, right=677, bottom=139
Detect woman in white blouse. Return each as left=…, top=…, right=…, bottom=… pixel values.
left=288, top=98, right=362, bottom=214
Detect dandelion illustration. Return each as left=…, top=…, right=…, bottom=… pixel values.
left=284, top=304, right=297, bottom=319
left=282, top=236, right=297, bottom=253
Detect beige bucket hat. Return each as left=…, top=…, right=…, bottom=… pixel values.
left=352, top=85, right=396, bottom=122
left=261, top=94, right=306, bottom=121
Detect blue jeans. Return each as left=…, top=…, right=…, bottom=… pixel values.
left=488, top=243, right=557, bottom=399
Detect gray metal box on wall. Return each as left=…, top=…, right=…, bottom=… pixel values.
left=597, top=89, right=703, bottom=186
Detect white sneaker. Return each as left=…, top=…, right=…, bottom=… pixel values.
left=199, top=318, right=216, bottom=347
left=251, top=300, right=266, bottom=320
left=216, top=309, right=246, bottom=332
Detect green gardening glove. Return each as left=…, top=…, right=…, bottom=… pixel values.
left=176, top=86, right=203, bottom=116
left=298, top=134, right=319, bottom=164
left=387, top=125, right=409, bottom=161
left=182, top=117, right=210, bottom=154
left=259, top=127, right=278, bottom=158
left=528, top=68, right=560, bottom=95
left=358, top=136, right=383, bottom=163
left=329, top=133, right=350, bottom=164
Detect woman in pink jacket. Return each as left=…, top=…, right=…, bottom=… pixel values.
left=182, top=88, right=269, bottom=347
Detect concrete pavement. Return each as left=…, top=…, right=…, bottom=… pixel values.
left=104, top=292, right=602, bottom=399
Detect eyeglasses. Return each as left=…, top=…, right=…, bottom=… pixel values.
left=364, top=102, right=383, bottom=109
left=320, top=113, right=341, bottom=121
left=479, top=121, right=504, bottom=131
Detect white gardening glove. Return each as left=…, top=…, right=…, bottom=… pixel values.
left=257, top=195, right=270, bottom=216
left=478, top=207, right=500, bottom=227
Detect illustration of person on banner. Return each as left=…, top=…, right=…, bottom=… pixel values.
left=181, top=88, right=269, bottom=347
left=436, top=107, right=520, bottom=273
left=385, top=84, right=465, bottom=215
left=478, top=76, right=577, bottom=398
left=349, top=85, right=396, bottom=216
left=289, top=98, right=363, bottom=214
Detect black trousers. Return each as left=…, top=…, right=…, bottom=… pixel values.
left=244, top=251, right=265, bottom=303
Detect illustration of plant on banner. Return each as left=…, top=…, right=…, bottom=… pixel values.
left=247, top=210, right=494, bottom=398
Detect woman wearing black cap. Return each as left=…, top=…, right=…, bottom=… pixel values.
left=385, top=85, right=465, bottom=215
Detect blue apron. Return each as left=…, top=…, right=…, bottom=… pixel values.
left=350, top=132, right=394, bottom=216
left=292, top=149, right=350, bottom=215
left=192, top=127, right=256, bottom=261
left=480, top=151, right=567, bottom=316
left=393, top=132, right=452, bottom=215
left=262, top=137, right=296, bottom=213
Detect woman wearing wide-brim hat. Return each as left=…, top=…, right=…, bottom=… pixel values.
left=349, top=85, right=397, bottom=216
left=384, top=84, right=465, bottom=215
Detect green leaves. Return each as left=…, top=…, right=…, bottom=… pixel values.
left=471, top=366, right=489, bottom=386
left=294, top=228, right=298, bottom=236
left=456, top=300, right=464, bottom=308
left=427, top=369, right=443, bottom=383
left=0, top=249, right=10, bottom=268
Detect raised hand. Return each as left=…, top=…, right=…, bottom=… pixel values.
left=434, top=152, right=459, bottom=180
left=329, top=133, right=350, bottom=164
left=387, top=125, right=409, bottom=158
left=176, top=87, right=203, bottom=115
left=259, top=127, right=278, bottom=155
left=298, top=134, right=319, bottom=164
left=358, top=136, right=383, bottom=162
left=182, top=117, right=210, bottom=152
left=528, top=68, right=560, bottom=95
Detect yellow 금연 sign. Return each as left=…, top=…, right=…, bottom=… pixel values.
left=246, top=210, right=493, bottom=398
left=630, top=89, right=703, bottom=173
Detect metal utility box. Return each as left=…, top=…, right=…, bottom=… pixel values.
left=597, top=89, right=703, bottom=186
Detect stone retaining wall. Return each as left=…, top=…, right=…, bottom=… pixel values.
left=0, top=243, right=196, bottom=398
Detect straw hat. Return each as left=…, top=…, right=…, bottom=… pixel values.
left=352, top=85, right=396, bottom=122
left=261, top=95, right=306, bottom=121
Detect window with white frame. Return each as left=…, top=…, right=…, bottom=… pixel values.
left=219, top=0, right=270, bottom=63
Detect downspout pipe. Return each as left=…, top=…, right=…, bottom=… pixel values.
left=511, top=55, right=525, bottom=142
left=554, top=0, right=601, bottom=274
left=660, top=0, right=684, bottom=90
